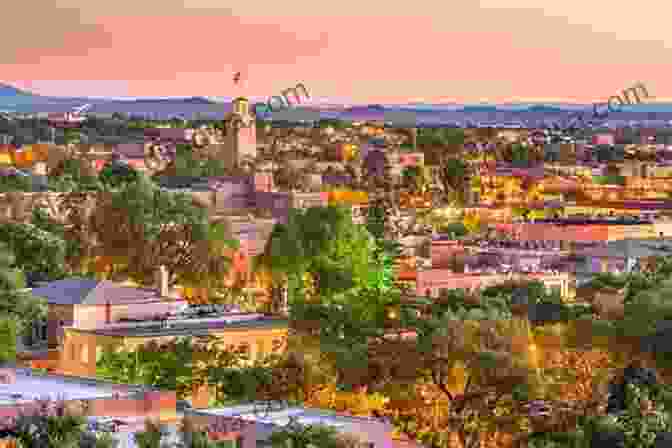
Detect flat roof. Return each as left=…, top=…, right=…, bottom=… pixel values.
left=188, top=403, right=388, bottom=430
left=0, top=368, right=147, bottom=405
left=82, top=318, right=289, bottom=338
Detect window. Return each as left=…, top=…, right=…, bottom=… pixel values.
left=96, top=346, right=103, bottom=362
left=256, top=339, right=267, bottom=358
left=81, top=344, right=89, bottom=363
left=70, top=343, right=77, bottom=361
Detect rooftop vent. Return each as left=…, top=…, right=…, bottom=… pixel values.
left=0, top=369, right=16, bottom=384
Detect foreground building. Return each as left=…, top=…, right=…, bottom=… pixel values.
left=185, top=403, right=394, bottom=448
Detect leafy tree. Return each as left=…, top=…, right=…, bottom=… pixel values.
left=134, top=419, right=172, bottom=448
left=176, top=417, right=236, bottom=448
left=0, top=221, right=67, bottom=282
left=99, top=161, right=140, bottom=188
left=29, top=194, right=98, bottom=276
left=48, top=157, right=101, bottom=191
left=96, top=337, right=203, bottom=399
left=0, top=174, right=33, bottom=192
left=0, top=316, right=16, bottom=363
left=96, top=336, right=290, bottom=404
left=268, top=421, right=341, bottom=448
left=90, top=175, right=236, bottom=289
left=439, top=158, right=470, bottom=204
left=365, top=200, right=387, bottom=241
left=291, top=287, right=542, bottom=448
left=5, top=398, right=106, bottom=448
left=365, top=199, right=402, bottom=292
left=401, top=166, right=423, bottom=191
left=442, top=222, right=468, bottom=238
left=258, top=206, right=376, bottom=303
left=0, top=242, right=46, bottom=337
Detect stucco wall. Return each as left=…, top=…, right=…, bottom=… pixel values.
left=48, top=304, right=75, bottom=349
left=74, top=301, right=188, bottom=330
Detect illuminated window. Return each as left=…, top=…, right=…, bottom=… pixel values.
left=81, top=344, right=89, bottom=363
left=256, top=339, right=266, bottom=358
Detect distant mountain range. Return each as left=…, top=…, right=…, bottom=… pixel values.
left=2, top=82, right=672, bottom=123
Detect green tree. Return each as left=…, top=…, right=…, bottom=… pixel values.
left=291, top=287, right=541, bottom=448
left=259, top=206, right=376, bottom=303
left=9, top=398, right=93, bottom=448
left=0, top=221, right=67, bottom=281
left=134, top=419, right=172, bottom=448
left=0, top=242, right=46, bottom=338
left=99, top=161, right=140, bottom=189
left=401, top=166, right=423, bottom=191
left=268, top=421, right=341, bottom=448
left=31, top=204, right=87, bottom=276
left=438, top=158, right=471, bottom=204
left=48, top=157, right=101, bottom=192
left=0, top=316, right=16, bottom=363
left=96, top=337, right=199, bottom=399
left=90, top=175, right=235, bottom=289
left=0, top=174, right=33, bottom=192
left=176, top=417, right=235, bottom=448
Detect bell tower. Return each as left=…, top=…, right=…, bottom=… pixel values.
left=222, top=97, right=256, bottom=169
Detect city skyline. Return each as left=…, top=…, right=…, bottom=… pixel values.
left=2, top=1, right=670, bottom=104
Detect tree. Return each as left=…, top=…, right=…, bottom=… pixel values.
left=0, top=173, right=33, bottom=192
left=96, top=336, right=282, bottom=403
left=291, top=287, right=541, bottom=448
left=0, top=242, right=46, bottom=338
left=176, top=417, right=235, bottom=448
left=98, top=161, right=140, bottom=189
left=439, top=158, right=471, bottom=204
left=268, top=421, right=341, bottom=448
left=3, top=398, right=109, bottom=448
left=0, top=221, right=67, bottom=282
left=30, top=197, right=94, bottom=276
left=365, top=199, right=403, bottom=292
left=0, top=316, right=16, bottom=363
left=134, top=419, right=172, bottom=448
left=401, top=166, right=423, bottom=192
left=258, top=206, right=376, bottom=303
left=90, top=175, right=236, bottom=289
left=48, top=157, right=101, bottom=192
left=96, top=337, right=204, bottom=400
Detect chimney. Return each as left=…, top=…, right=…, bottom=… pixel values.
left=155, top=265, right=169, bottom=297
left=0, top=368, right=16, bottom=384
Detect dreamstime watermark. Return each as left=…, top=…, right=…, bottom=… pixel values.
left=560, top=81, right=652, bottom=130
left=254, top=83, right=311, bottom=115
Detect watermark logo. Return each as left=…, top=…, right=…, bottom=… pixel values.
left=561, top=81, right=652, bottom=130
left=607, top=82, right=650, bottom=112
left=255, top=83, right=311, bottom=116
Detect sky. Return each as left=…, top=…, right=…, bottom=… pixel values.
left=1, top=0, right=671, bottom=104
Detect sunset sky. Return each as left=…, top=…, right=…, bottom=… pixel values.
left=2, top=0, right=671, bottom=104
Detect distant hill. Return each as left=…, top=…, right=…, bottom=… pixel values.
left=459, top=105, right=498, bottom=112
left=0, top=83, right=33, bottom=97
left=345, top=104, right=386, bottom=113
left=120, top=96, right=216, bottom=105
left=526, top=105, right=571, bottom=113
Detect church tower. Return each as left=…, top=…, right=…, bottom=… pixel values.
left=221, top=97, right=257, bottom=169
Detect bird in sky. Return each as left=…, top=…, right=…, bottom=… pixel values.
left=233, top=72, right=241, bottom=84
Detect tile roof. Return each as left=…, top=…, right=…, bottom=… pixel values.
left=30, top=278, right=159, bottom=305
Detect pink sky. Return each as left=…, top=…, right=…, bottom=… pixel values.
left=2, top=0, right=671, bottom=104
